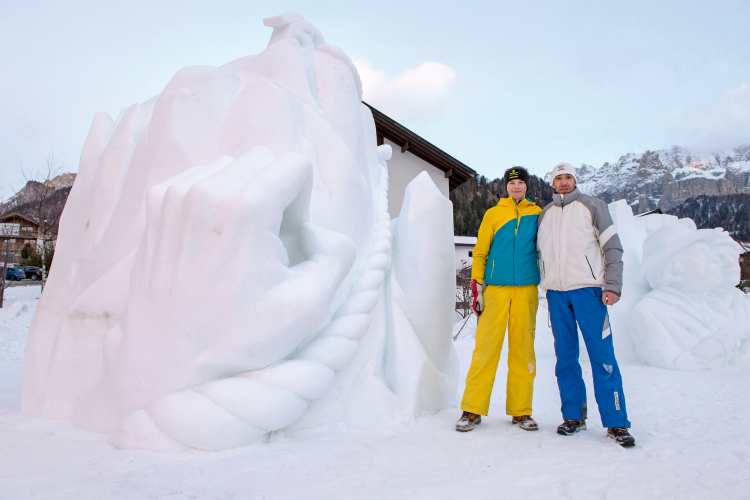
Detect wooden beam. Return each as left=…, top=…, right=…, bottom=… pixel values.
left=401, top=141, right=410, bottom=153
left=445, top=169, right=453, bottom=178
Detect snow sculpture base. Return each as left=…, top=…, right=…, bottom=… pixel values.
left=22, top=12, right=458, bottom=451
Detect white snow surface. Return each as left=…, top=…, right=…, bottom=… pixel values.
left=3, top=292, right=750, bottom=498
left=21, top=12, right=457, bottom=452
left=0, top=287, right=39, bottom=362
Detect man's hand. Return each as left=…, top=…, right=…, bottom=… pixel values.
left=603, top=291, right=620, bottom=306
left=471, top=280, right=484, bottom=316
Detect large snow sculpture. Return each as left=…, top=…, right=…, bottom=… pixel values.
left=606, top=200, right=750, bottom=370
left=630, top=225, right=750, bottom=370
left=22, top=12, right=457, bottom=451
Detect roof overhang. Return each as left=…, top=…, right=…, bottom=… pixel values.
left=0, top=212, right=39, bottom=225
left=364, top=102, right=476, bottom=191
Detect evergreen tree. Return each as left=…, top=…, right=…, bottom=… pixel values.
left=450, top=172, right=554, bottom=236
left=667, top=193, right=750, bottom=240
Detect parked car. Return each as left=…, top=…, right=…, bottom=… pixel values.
left=4, top=267, right=26, bottom=281
left=15, top=266, right=43, bottom=280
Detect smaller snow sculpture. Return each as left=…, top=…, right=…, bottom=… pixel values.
left=630, top=224, right=750, bottom=370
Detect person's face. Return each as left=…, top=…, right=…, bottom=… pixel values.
left=552, top=174, right=575, bottom=195
left=507, top=179, right=527, bottom=201
left=674, top=241, right=722, bottom=291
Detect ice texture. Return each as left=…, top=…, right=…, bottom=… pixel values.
left=606, top=200, right=750, bottom=370
left=21, top=13, right=458, bottom=451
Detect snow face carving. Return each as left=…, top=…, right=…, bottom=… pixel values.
left=21, top=12, right=458, bottom=451
left=627, top=223, right=750, bottom=370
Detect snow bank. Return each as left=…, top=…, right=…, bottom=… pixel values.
left=22, top=13, right=457, bottom=451
left=0, top=287, right=40, bottom=361
left=607, top=200, right=750, bottom=370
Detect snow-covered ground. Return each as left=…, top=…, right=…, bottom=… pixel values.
left=2, top=290, right=749, bottom=499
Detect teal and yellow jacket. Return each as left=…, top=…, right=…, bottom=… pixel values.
left=471, top=197, right=541, bottom=286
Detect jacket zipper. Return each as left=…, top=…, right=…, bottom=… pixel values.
left=585, top=255, right=596, bottom=279
left=557, top=198, right=564, bottom=290
left=491, top=259, right=495, bottom=279
left=513, top=199, right=520, bottom=286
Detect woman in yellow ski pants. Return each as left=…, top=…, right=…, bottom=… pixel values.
left=456, top=167, right=541, bottom=432
left=461, top=284, right=537, bottom=417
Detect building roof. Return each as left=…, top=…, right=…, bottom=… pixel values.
left=636, top=208, right=663, bottom=217
left=454, top=236, right=477, bottom=246
left=364, top=102, right=476, bottom=191
left=0, top=212, right=39, bottom=226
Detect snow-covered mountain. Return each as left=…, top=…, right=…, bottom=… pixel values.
left=0, top=173, right=76, bottom=215
left=548, top=146, right=750, bottom=213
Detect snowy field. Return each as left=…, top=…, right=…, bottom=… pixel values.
left=1, top=288, right=749, bottom=499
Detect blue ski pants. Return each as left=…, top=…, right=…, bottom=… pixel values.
left=547, top=287, right=630, bottom=428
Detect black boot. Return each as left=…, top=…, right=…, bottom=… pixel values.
left=557, top=402, right=587, bottom=436
left=557, top=419, right=586, bottom=435
left=607, top=427, right=636, bottom=447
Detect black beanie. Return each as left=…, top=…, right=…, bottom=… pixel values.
left=504, top=167, right=530, bottom=186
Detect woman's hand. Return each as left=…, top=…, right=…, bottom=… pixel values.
left=471, top=280, right=484, bottom=316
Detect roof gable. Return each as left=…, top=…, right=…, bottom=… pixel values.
left=365, top=103, right=476, bottom=191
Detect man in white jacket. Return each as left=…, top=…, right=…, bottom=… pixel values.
left=537, top=163, right=635, bottom=448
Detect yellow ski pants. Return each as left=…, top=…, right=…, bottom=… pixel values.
left=461, top=284, right=538, bottom=416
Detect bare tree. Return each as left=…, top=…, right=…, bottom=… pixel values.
left=15, top=148, right=68, bottom=291
left=455, top=260, right=472, bottom=319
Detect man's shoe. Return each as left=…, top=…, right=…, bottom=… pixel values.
left=607, top=427, right=636, bottom=447
left=456, top=411, right=482, bottom=432
left=557, top=419, right=586, bottom=435
left=511, top=415, right=538, bottom=431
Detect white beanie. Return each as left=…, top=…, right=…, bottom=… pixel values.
left=550, top=163, right=577, bottom=182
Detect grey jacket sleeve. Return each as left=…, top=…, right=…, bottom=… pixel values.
left=582, top=196, right=624, bottom=296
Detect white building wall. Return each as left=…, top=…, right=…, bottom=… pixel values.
left=384, top=138, right=450, bottom=218
left=454, top=237, right=477, bottom=271
left=455, top=246, right=473, bottom=271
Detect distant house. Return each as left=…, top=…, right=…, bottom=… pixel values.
left=0, top=212, right=54, bottom=263
left=366, top=103, right=476, bottom=217
left=454, top=236, right=477, bottom=271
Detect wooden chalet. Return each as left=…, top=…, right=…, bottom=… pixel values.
left=0, top=212, right=54, bottom=263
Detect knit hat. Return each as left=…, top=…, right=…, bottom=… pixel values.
left=504, top=166, right=530, bottom=186
left=550, top=163, right=577, bottom=182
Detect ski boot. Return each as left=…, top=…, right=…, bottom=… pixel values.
left=511, top=415, right=538, bottom=431
left=456, top=411, right=481, bottom=432
left=607, top=427, right=636, bottom=447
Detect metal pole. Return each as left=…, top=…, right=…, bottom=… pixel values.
left=40, top=238, right=46, bottom=293
left=453, top=313, right=473, bottom=341
left=0, top=236, right=8, bottom=308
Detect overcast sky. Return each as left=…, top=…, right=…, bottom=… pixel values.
left=1, top=0, right=748, bottom=193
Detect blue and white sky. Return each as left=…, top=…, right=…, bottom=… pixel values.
left=1, top=0, right=749, bottom=191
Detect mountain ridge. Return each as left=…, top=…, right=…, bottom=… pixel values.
left=552, top=145, right=750, bottom=214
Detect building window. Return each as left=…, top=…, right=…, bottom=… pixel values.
left=468, top=251, right=473, bottom=257
left=22, top=227, right=33, bottom=231
left=9, top=239, right=15, bottom=243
